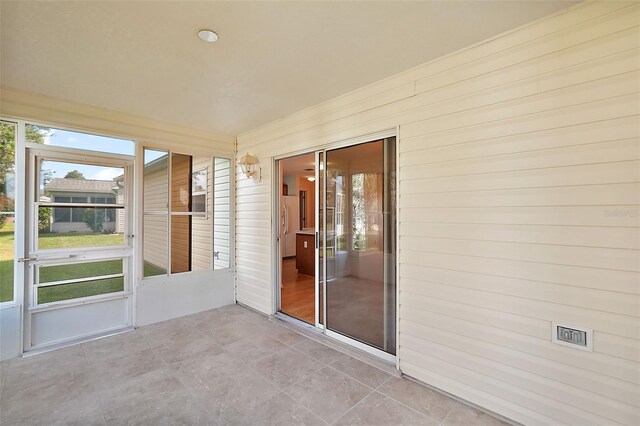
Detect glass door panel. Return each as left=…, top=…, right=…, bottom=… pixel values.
left=317, top=151, right=324, bottom=325
left=323, top=138, right=396, bottom=355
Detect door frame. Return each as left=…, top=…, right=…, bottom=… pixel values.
left=272, top=128, right=399, bottom=364
left=23, top=142, right=135, bottom=353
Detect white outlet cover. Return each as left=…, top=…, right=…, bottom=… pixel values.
left=552, top=321, right=593, bottom=352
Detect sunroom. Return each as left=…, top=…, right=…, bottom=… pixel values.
left=0, top=1, right=638, bottom=425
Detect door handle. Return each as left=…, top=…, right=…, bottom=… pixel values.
left=18, top=257, right=37, bottom=263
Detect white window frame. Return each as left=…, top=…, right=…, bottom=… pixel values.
left=0, top=120, right=19, bottom=308
left=141, top=147, right=233, bottom=279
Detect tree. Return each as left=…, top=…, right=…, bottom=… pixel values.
left=63, top=170, right=85, bottom=180
left=0, top=123, right=50, bottom=228
left=83, top=209, right=106, bottom=233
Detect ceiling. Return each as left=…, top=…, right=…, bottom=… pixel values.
left=0, top=1, right=577, bottom=137
left=282, top=153, right=315, bottom=178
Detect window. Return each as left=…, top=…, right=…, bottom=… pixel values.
left=26, top=124, right=134, bottom=156
left=142, top=149, right=231, bottom=277
left=0, top=121, right=16, bottom=303
left=351, top=172, right=381, bottom=251
left=37, top=160, right=125, bottom=248
left=192, top=169, right=207, bottom=213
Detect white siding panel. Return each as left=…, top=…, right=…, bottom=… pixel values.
left=235, top=2, right=640, bottom=424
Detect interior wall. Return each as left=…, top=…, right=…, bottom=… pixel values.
left=235, top=2, right=640, bottom=425
left=297, top=176, right=315, bottom=229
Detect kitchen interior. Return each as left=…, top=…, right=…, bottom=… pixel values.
left=279, top=153, right=316, bottom=324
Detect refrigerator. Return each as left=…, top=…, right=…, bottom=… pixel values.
left=281, top=195, right=299, bottom=258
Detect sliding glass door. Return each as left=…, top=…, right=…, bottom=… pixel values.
left=319, top=137, right=396, bottom=357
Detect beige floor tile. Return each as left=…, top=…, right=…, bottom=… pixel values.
left=225, top=391, right=326, bottom=426
left=330, top=356, right=391, bottom=388
left=334, top=391, right=437, bottom=426
left=223, top=334, right=288, bottom=362
left=139, top=316, right=206, bottom=348
left=182, top=308, right=237, bottom=331
left=442, top=403, right=511, bottom=426
left=89, top=350, right=167, bottom=391
left=292, top=337, right=344, bottom=364
left=378, top=377, right=460, bottom=423
left=82, top=330, right=150, bottom=364
left=0, top=359, right=9, bottom=396
left=98, top=367, right=212, bottom=425
left=4, top=345, right=88, bottom=390
left=266, top=325, right=310, bottom=346
left=0, top=305, right=513, bottom=426
left=174, top=350, right=247, bottom=393
left=285, top=366, right=373, bottom=423
left=205, top=320, right=261, bottom=346
left=154, top=334, right=225, bottom=366
left=194, top=369, right=281, bottom=423
left=251, top=347, right=324, bottom=388
left=1, top=370, right=103, bottom=426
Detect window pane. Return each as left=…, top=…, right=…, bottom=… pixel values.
left=192, top=168, right=208, bottom=213
left=171, top=215, right=191, bottom=274
left=213, top=158, right=231, bottom=269
left=144, top=149, right=168, bottom=212
left=0, top=214, right=14, bottom=302
left=191, top=215, right=211, bottom=271
left=39, top=260, right=123, bottom=284
left=38, top=207, right=125, bottom=249
left=38, top=277, right=124, bottom=304
left=171, top=153, right=192, bottom=212
left=40, top=160, right=123, bottom=203
left=143, top=215, right=167, bottom=277
left=1, top=121, right=16, bottom=303
left=26, top=124, right=134, bottom=156
left=53, top=206, right=71, bottom=223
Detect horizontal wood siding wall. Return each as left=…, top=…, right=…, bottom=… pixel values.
left=143, top=167, right=168, bottom=270
left=214, top=158, right=232, bottom=269
left=235, top=2, right=640, bottom=425
left=192, top=157, right=213, bottom=271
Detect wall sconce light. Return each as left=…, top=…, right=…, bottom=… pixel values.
left=238, top=152, right=261, bottom=182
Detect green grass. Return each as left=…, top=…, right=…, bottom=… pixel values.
left=38, top=277, right=125, bottom=303
left=0, top=226, right=166, bottom=303
left=38, top=232, right=124, bottom=249
left=0, top=223, right=16, bottom=302
left=144, top=262, right=167, bottom=277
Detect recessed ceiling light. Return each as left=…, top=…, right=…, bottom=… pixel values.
left=197, top=29, right=219, bottom=43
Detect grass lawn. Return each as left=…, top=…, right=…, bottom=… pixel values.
left=0, top=223, right=15, bottom=302
left=38, top=232, right=124, bottom=249
left=0, top=225, right=167, bottom=303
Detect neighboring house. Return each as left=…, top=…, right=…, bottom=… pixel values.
left=44, top=178, right=123, bottom=233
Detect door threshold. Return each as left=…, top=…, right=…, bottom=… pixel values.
left=23, top=326, right=134, bottom=358
left=273, top=312, right=399, bottom=376
left=274, top=311, right=319, bottom=331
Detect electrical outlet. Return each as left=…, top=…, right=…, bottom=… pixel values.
left=552, top=322, right=593, bottom=352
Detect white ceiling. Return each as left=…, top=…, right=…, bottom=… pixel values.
left=282, top=152, right=315, bottom=178
left=0, top=1, right=576, bottom=136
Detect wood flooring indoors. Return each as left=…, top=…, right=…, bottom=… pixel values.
left=280, top=258, right=315, bottom=324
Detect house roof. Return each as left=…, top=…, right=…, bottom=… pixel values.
left=45, top=178, right=117, bottom=193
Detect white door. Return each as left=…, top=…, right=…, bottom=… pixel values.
left=23, top=145, right=134, bottom=352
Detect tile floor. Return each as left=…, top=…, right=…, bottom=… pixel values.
left=0, top=304, right=510, bottom=426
